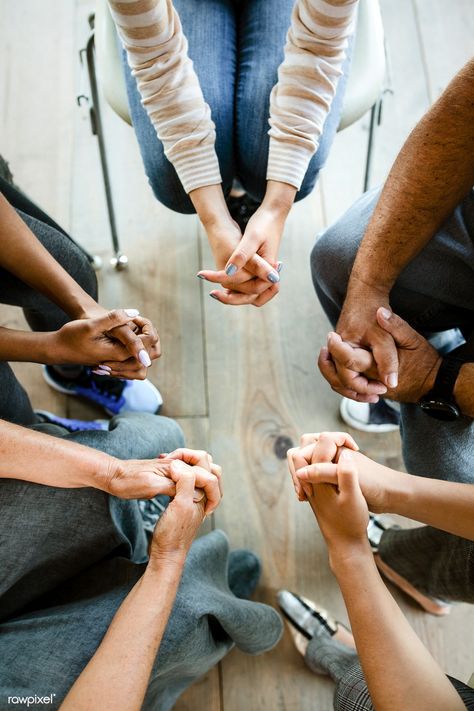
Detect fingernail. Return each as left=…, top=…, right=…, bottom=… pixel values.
left=267, top=271, right=280, bottom=284
left=124, top=309, right=140, bottom=317
left=92, top=369, right=107, bottom=376
left=277, top=262, right=283, bottom=273
left=225, top=263, right=238, bottom=276
left=387, top=372, right=398, bottom=388
left=341, top=450, right=352, bottom=460
left=209, top=293, right=220, bottom=301
left=138, top=349, right=151, bottom=367
left=380, top=307, right=392, bottom=320
left=98, top=364, right=111, bottom=372
left=196, top=274, right=206, bottom=280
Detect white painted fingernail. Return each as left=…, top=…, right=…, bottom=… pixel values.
left=99, top=364, right=111, bottom=372
left=138, top=349, right=151, bottom=367
left=125, top=309, right=140, bottom=317
left=92, top=369, right=107, bottom=376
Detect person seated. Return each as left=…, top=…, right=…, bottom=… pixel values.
left=280, top=431, right=474, bottom=710
left=109, top=0, right=357, bottom=307
left=0, top=163, right=163, bottom=432
left=311, top=58, right=474, bottom=444
left=0, top=418, right=283, bottom=710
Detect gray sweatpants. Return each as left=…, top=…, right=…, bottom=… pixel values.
left=311, top=187, right=474, bottom=483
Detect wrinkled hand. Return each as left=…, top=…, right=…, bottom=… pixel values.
left=101, top=450, right=222, bottom=513
left=322, top=308, right=441, bottom=403
left=304, top=450, right=370, bottom=554
left=198, top=211, right=281, bottom=307
left=287, top=431, right=359, bottom=501
left=332, top=277, right=399, bottom=391
left=53, top=309, right=161, bottom=380
left=149, top=464, right=208, bottom=567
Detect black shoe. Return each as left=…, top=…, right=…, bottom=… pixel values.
left=227, top=193, right=261, bottom=231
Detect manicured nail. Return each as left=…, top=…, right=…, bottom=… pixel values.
left=209, top=293, right=220, bottom=301
left=124, top=309, right=140, bottom=317
left=98, top=364, right=111, bottom=372
left=379, top=307, right=392, bottom=320
left=267, top=271, right=280, bottom=284
left=225, top=263, right=238, bottom=276
left=196, top=274, right=206, bottom=280
left=92, top=369, right=107, bottom=376
left=138, top=349, right=151, bottom=367
left=277, top=262, right=283, bottom=273
left=387, top=372, right=398, bottom=388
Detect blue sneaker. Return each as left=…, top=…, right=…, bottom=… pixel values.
left=43, top=366, right=163, bottom=416
left=35, top=410, right=108, bottom=432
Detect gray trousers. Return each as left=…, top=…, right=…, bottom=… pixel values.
left=0, top=415, right=283, bottom=711
left=311, top=187, right=474, bottom=483
left=0, top=175, right=98, bottom=425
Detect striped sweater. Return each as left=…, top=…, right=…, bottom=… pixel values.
left=108, top=0, right=358, bottom=194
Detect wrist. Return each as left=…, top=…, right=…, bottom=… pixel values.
left=189, top=185, right=232, bottom=230
left=148, top=550, right=187, bottom=574
left=348, top=269, right=393, bottom=298
left=328, top=539, right=374, bottom=575
left=261, top=180, right=297, bottom=218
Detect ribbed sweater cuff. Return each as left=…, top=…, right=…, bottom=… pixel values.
left=266, top=139, right=316, bottom=190
left=171, top=148, right=222, bottom=194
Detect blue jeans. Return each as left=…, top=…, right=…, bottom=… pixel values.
left=122, top=0, right=352, bottom=214
left=311, top=187, right=474, bottom=483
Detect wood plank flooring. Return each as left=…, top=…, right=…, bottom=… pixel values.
left=1, top=1, right=473, bottom=709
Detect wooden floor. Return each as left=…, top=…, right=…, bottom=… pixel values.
left=1, top=1, right=473, bottom=709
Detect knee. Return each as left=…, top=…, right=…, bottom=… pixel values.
left=108, top=413, right=185, bottom=459
left=310, top=222, right=350, bottom=299
left=145, top=162, right=196, bottom=215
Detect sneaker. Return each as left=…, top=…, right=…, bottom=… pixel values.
left=277, top=590, right=355, bottom=669
left=43, top=366, right=163, bottom=417
left=340, top=398, right=400, bottom=433
left=368, top=514, right=451, bottom=616
left=35, top=409, right=108, bottom=432
left=138, top=496, right=169, bottom=536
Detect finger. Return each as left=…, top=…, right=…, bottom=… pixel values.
left=318, top=348, right=380, bottom=403
left=209, top=290, right=258, bottom=306
left=296, top=461, right=339, bottom=485
left=313, top=432, right=360, bottom=459
left=170, top=461, right=220, bottom=515
left=300, top=433, right=320, bottom=447
left=328, top=332, right=375, bottom=373
left=371, top=334, right=400, bottom=389
left=333, top=362, right=387, bottom=396
left=101, top=311, right=150, bottom=367
left=253, top=282, right=280, bottom=307
left=337, top=451, right=361, bottom=496
left=165, top=448, right=213, bottom=472
left=247, top=254, right=280, bottom=285
left=197, top=268, right=252, bottom=286
left=289, top=446, right=314, bottom=499
left=210, top=463, right=223, bottom=496
left=132, top=316, right=160, bottom=348
left=223, top=233, right=277, bottom=282
left=286, top=447, right=307, bottom=500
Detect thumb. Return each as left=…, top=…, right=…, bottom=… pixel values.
left=170, top=461, right=196, bottom=500
left=100, top=310, right=150, bottom=365
left=224, top=232, right=259, bottom=275
left=376, top=307, right=420, bottom=348
left=337, top=451, right=360, bottom=496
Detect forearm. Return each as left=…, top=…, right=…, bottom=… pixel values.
left=60, top=560, right=183, bottom=711
left=330, top=547, right=464, bottom=711
left=0, top=419, right=116, bottom=490
left=189, top=184, right=231, bottom=231
left=0, top=327, right=55, bottom=364
left=454, top=362, right=474, bottom=417
left=350, top=59, right=474, bottom=293
left=0, top=195, right=97, bottom=318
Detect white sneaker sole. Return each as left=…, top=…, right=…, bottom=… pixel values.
left=339, top=398, right=399, bottom=433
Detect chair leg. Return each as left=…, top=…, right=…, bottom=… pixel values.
left=363, top=102, right=378, bottom=193
left=84, top=30, right=128, bottom=270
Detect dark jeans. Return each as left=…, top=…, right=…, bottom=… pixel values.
left=311, top=187, right=474, bottom=482
left=0, top=177, right=97, bottom=425
left=121, top=0, right=352, bottom=213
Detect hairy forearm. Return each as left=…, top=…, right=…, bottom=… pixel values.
left=0, top=419, right=116, bottom=489
left=350, top=59, right=474, bottom=293
left=330, top=548, right=464, bottom=711
left=0, top=194, right=98, bottom=318
left=60, top=560, right=183, bottom=711
left=454, top=362, right=474, bottom=417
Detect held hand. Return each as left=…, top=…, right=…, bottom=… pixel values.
left=287, top=431, right=359, bottom=502
left=334, top=277, right=399, bottom=390
left=149, top=463, right=208, bottom=567
left=199, top=216, right=280, bottom=307
left=304, top=451, right=370, bottom=555
left=100, top=316, right=161, bottom=380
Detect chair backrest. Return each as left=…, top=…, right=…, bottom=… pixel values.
left=95, top=0, right=385, bottom=132
left=95, top=0, right=132, bottom=125
left=338, top=0, right=386, bottom=131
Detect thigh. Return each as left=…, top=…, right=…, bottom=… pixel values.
left=311, top=188, right=474, bottom=331
left=122, top=0, right=237, bottom=213
left=0, top=362, right=35, bottom=425
left=235, top=0, right=294, bottom=201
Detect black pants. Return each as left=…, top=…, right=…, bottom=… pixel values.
left=0, top=176, right=97, bottom=424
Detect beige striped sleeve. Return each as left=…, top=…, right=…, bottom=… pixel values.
left=268, top=0, right=358, bottom=189
left=108, top=0, right=221, bottom=194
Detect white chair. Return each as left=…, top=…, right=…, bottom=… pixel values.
left=78, top=0, right=387, bottom=269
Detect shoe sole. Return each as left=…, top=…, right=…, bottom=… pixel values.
left=339, top=399, right=399, bottom=433
left=374, top=554, right=451, bottom=616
